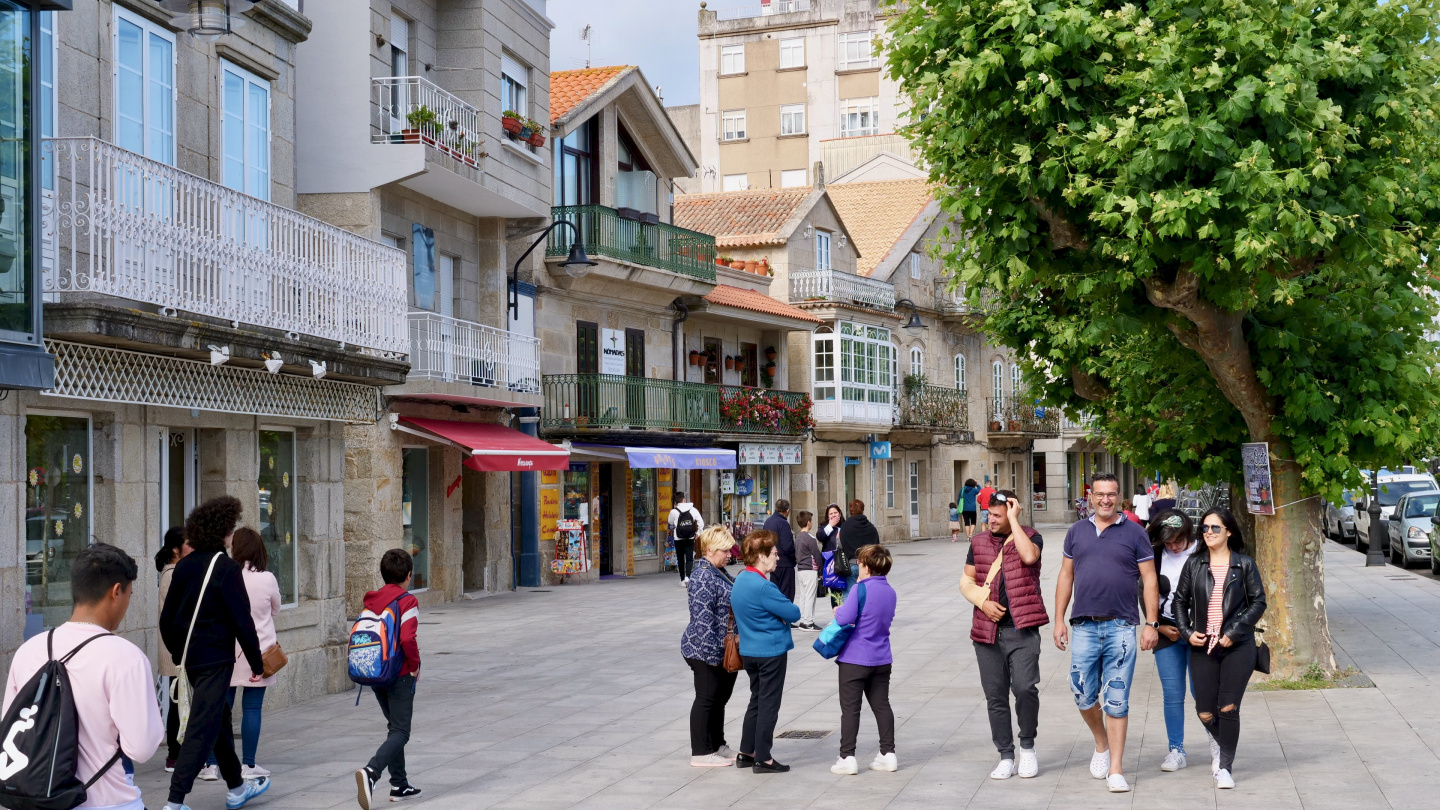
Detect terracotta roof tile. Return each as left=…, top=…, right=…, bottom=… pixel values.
left=673, top=188, right=814, bottom=248
left=705, top=284, right=822, bottom=323
left=825, top=179, right=935, bottom=276
left=549, top=66, right=633, bottom=124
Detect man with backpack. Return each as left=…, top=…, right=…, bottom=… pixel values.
left=668, top=492, right=704, bottom=585
left=353, top=549, right=422, bottom=809
left=2, top=543, right=164, bottom=810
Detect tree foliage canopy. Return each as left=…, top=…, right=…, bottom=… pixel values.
left=885, top=0, right=1440, bottom=497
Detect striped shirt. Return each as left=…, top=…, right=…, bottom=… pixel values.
left=1205, top=563, right=1227, bottom=652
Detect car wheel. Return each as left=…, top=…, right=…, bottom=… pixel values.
left=1392, top=543, right=1405, bottom=567
left=1357, top=534, right=1367, bottom=554
left=1431, top=555, right=1439, bottom=576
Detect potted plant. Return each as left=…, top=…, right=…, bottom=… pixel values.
left=404, top=105, right=439, bottom=143
left=689, top=350, right=702, bottom=366
left=502, top=110, right=524, bottom=136
left=730, top=259, right=745, bottom=270
left=764, top=346, right=777, bottom=362
left=764, top=361, right=777, bottom=376
left=758, top=258, right=770, bottom=275
left=527, top=119, right=547, bottom=147
left=724, top=355, right=735, bottom=371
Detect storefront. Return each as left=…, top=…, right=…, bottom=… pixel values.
left=729, top=442, right=803, bottom=530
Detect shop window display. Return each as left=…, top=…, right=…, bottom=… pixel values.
left=631, top=468, right=657, bottom=557
left=24, top=414, right=91, bottom=638
left=258, top=429, right=298, bottom=604
left=401, top=447, right=430, bottom=590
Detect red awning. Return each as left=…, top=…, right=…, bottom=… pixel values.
left=397, top=417, right=570, bottom=472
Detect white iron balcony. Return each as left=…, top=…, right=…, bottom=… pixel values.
left=789, top=268, right=895, bottom=312
left=42, top=137, right=408, bottom=355
left=373, top=76, right=485, bottom=168
left=812, top=396, right=894, bottom=428
left=407, top=312, right=540, bottom=395
left=715, top=0, right=811, bottom=21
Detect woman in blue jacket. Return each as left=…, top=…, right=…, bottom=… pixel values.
left=730, top=529, right=801, bottom=773
left=960, top=479, right=981, bottom=539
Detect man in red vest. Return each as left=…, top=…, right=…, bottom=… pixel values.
left=961, top=490, right=1047, bottom=780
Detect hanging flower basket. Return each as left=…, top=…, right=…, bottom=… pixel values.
left=724, top=356, right=735, bottom=371
left=764, top=347, right=777, bottom=362
left=689, top=350, right=702, bottom=366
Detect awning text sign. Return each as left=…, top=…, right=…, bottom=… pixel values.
left=738, top=443, right=803, bottom=465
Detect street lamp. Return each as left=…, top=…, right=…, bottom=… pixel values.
left=1366, top=471, right=1388, bottom=566
left=159, top=0, right=254, bottom=41
left=894, top=298, right=926, bottom=336
left=509, top=220, right=595, bottom=320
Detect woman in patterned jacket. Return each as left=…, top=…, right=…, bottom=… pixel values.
left=681, top=525, right=741, bottom=767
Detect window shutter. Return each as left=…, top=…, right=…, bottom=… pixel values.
left=502, top=52, right=528, bottom=83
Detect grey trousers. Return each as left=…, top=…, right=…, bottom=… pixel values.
left=974, top=625, right=1042, bottom=757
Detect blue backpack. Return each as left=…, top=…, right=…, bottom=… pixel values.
left=347, top=597, right=405, bottom=692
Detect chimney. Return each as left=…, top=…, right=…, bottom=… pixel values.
left=813, top=160, right=825, bottom=190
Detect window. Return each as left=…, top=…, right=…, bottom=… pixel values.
left=722, top=109, right=747, bottom=141
left=436, top=254, right=455, bottom=318
left=221, top=62, right=270, bottom=200
left=554, top=117, right=597, bottom=205
left=411, top=224, right=436, bottom=310
left=780, top=169, right=807, bottom=188
left=910, top=252, right=921, bottom=279
left=258, top=429, right=297, bottom=605
left=840, top=97, right=880, bottom=137
left=720, top=44, right=745, bottom=75
left=741, top=342, right=758, bottom=387
left=1011, top=363, right=1023, bottom=397
left=910, top=461, right=921, bottom=517
left=779, top=37, right=804, bottom=68
left=632, top=468, right=658, bottom=557
left=39, top=10, right=55, bottom=190
left=813, top=329, right=835, bottom=401
left=114, top=7, right=175, bottom=164
left=780, top=103, right=805, bottom=135
left=24, top=414, right=92, bottom=638
left=816, top=231, right=832, bottom=270
left=722, top=173, right=748, bottom=191
left=954, top=353, right=966, bottom=391
left=886, top=459, right=895, bottom=508
left=402, top=447, right=430, bottom=590
left=501, top=52, right=528, bottom=117
left=909, top=346, right=924, bottom=378
left=839, top=31, right=877, bottom=69
left=2, top=6, right=39, bottom=344
left=1011, top=461, right=1019, bottom=492
left=992, top=359, right=1005, bottom=403
left=839, top=322, right=893, bottom=409
left=390, top=14, right=409, bottom=77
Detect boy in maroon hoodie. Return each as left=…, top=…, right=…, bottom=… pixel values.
left=354, top=550, right=422, bottom=809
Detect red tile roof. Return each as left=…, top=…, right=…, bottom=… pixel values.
left=673, top=188, right=815, bottom=247
left=550, top=66, right=633, bottom=124
left=825, top=179, right=935, bottom=276
left=705, top=284, right=822, bottom=323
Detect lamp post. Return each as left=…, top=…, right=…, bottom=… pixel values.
left=1366, top=472, right=1388, bottom=566
left=894, top=298, right=926, bottom=336
left=510, top=219, right=594, bottom=320
left=159, top=0, right=254, bottom=41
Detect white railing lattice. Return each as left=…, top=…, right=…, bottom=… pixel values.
left=372, top=76, right=486, bottom=167
left=789, top=268, right=895, bottom=312
left=407, top=312, right=541, bottom=394
left=715, top=0, right=811, bottom=21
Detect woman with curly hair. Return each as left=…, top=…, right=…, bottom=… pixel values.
left=159, top=497, right=269, bottom=810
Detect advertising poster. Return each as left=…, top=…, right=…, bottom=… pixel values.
left=1241, top=442, right=1275, bottom=515
left=540, top=488, right=561, bottom=536
left=601, top=329, right=626, bottom=375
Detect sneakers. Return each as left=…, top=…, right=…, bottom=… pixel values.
left=164, top=759, right=176, bottom=773
left=224, top=776, right=269, bottom=810
left=355, top=767, right=378, bottom=810
left=869, top=752, right=897, bottom=772
left=690, top=753, right=733, bottom=767
left=1106, top=773, right=1131, bottom=793
left=680, top=578, right=689, bottom=587
left=1161, top=748, right=1187, bottom=772
left=798, top=621, right=821, bottom=632
left=989, top=758, right=1016, bottom=780
left=831, top=756, right=859, bottom=775
left=241, top=765, right=271, bottom=779
left=198, top=764, right=220, bottom=782
left=1207, top=731, right=1222, bottom=775
left=1214, top=768, right=1235, bottom=789
left=389, top=784, right=423, bottom=801
left=1089, top=749, right=1111, bottom=779
left=1017, top=747, right=1038, bottom=778
left=715, top=745, right=735, bottom=759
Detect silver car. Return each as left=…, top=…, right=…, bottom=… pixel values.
left=1387, top=490, right=1440, bottom=568
left=1323, top=491, right=1358, bottom=542
left=1355, top=473, right=1440, bottom=553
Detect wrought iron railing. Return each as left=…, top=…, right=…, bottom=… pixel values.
left=41, top=137, right=408, bottom=354
left=985, top=397, right=1061, bottom=436
left=407, top=312, right=540, bottom=394
left=548, top=205, right=717, bottom=281
left=715, top=0, right=811, bottom=21
left=899, top=384, right=969, bottom=430
left=789, top=268, right=895, bottom=312
left=372, top=76, right=485, bottom=167
left=542, top=374, right=811, bottom=434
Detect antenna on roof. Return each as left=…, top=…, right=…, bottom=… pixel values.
left=580, top=24, right=592, bottom=68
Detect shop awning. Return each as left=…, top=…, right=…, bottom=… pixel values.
left=393, top=416, right=570, bottom=472
left=571, top=443, right=736, bottom=470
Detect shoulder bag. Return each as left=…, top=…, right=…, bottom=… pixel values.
left=813, top=582, right=868, bottom=659
left=170, top=552, right=221, bottom=745
left=1243, top=563, right=1272, bottom=674
left=723, top=612, right=743, bottom=673
left=261, top=643, right=288, bottom=678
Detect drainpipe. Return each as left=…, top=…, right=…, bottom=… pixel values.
left=516, top=408, right=542, bottom=587
left=672, top=298, right=690, bottom=382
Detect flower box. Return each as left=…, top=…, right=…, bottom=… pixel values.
left=528, top=131, right=546, bottom=147
left=502, top=114, right=523, bottom=134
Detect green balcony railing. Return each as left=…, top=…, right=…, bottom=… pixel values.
left=899, top=384, right=970, bottom=430
left=548, top=205, right=717, bottom=281
left=543, top=374, right=812, bottom=435
left=985, top=396, right=1061, bottom=436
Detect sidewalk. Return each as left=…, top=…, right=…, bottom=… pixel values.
left=134, top=529, right=1440, bottom=809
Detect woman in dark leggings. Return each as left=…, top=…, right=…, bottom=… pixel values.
left=1173, top=508, right=1266, bottom=789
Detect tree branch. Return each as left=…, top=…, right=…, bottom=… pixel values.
left=1071, top=366, right=1112, bottom=402
left=1030, top=197, right=1090, bottom=251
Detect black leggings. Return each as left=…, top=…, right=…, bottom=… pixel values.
left=686, top=658, right=737, bottom=755
left=677, top=539, right=695, bottom=581
left=838, top=663, right=894, bottom=758
left=1189, top=641, right=1257, bottom=772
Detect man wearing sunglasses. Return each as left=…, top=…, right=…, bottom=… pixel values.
left=1053, top=472, right=1160, bottom=794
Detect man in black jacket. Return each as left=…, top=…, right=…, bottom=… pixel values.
left=838, top=499, right=880, bottom=597
left=762, top=499, right=796, bottom=601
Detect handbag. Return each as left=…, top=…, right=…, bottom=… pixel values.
left=1254, top=629, right=1272, bottom=674
left=813, top=582, right=867, bottom=659
left=170, top=552, right=221, bottom=745
left=723, top=613, right=743, bottom=673
left=261, top=643, right=288, bottom=678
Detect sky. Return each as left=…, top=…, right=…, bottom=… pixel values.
left=545, top=0, right=701, bottom=107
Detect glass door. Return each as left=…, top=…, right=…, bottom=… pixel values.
left=161, top=429, right=197, bottom=537
left=909, top=461, right=921, bottom=537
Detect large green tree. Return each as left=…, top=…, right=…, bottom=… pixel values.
left=886, top=0, right=1440, bottom=674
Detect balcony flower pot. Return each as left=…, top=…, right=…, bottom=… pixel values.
left=724, top=356, right=735, bottom=371
left=689, top=350, right=702, bottom=366
left=758, top=259, right=770, bottom=274
left=764, top=362, right=776, bottom=376
left=764, top=347, right=777, bottom=362
left=743, top=260, right=758, bottom=273
left=1008, top=419, right=1022, bottom=431
left=528, top=131, right=546, bottom=147
left=399, top=128, right=423, bottom=144
left=502, top=114, right=523, bottom=134
left=990, top=420, right=1003, bottom=431
left=730, top=260, right=745, bottom=270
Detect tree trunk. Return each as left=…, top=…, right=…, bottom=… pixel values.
left=1248, top=451, right=1337, bottom=679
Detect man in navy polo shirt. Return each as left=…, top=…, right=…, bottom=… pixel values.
left=1053, top=472, right=1159, bottom=794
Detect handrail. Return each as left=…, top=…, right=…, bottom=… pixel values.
left=542, top=374, right=811, bottom=434
left=899, top=384, right=969, bottom=430
left=407, top=312, right=540, bottom=394
left=715, top=0, right=811, bottom=21
left=789, top=268, right=895, bottom=312
left=372, top=76, right=485, bottom=167
left=985, top=396, right=1061, bottom=435
left=549, top=205, right=717, bottom=281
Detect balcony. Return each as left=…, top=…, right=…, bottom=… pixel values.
left=985, top=397, right=1061, bottom=448
left=548, top=205, right=717, bottom=282
left=42, top=137, right=408, bottom=355
left=373, top=76, right=485, bottom=168
left=542, top=374, right=811, bottom=435
left=406, top=312, right=539, bottom=396
left=789, top=268, right=895, bottom=312
left=715, top=0, right=811, bottom=21
left=898, top=384, right=970, bottom=432
left=812, top=397, right=894, bottom=428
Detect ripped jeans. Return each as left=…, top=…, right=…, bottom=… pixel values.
left=1068, top=618, right=1138, bottom=718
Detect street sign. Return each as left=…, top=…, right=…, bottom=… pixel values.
left=1241, top=442, right=1275, bottom=515
left=869, top=441, right=891, bottom=460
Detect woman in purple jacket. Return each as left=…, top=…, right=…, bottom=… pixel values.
left=829, top=544, right=898, bottom=775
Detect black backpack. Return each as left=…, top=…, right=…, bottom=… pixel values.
left=675, top=508, right=699, bottom=540
left=0, top=631, right=123, bottom=810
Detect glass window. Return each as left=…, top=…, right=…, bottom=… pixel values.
left=501, top=52, right=528, bottom=117
left=885, top=459, right=894, bottom=508
left=24, top=414, right=92, bottom=638
left=39, top=9, right=54, bottom=191
left=839, top=31, right=877, bottom=69
left=0, top=4, right=34, bottom=341
left=401, top=447, right=430, bottom=590
left=411, top=224, right=435, bottom=310
left=813, top=331, right=835, bottom=401
left=221, top=62, right=270, bottom=200
left=258, top=429, right=297, bottom=605
left=631, top=468, right=657, bottom=557
left=779, top=37, right=804, bottom=68
left=780, top=169, right=806, bottom=188
left=837, top=322, right=893, bottom=407
left=554, top=117, right=596, bottom=206
left=563, top=466, right=590, bottom=520
left=780, top=104, right=805, bottom=135
left=722, top=173, right=747, bottom=191
left=114, top=8, right=175, bottom=164
left=954, top=353, right=966, bottom=391
left=840, top=96, right=880, bottom=137
left=910, top=461, right=921, bottom=517
left=816, top=231, right=831, bottom=269
left=909, top=346, right=923, bottom=378
left=390, top=14, right=409, bottom=77
left=720, top=44, right=744, bottom=75
left=721, top=110, right=746, bottom=141
left=1011, top=363, right=1022, bottom=397
left=992, top=360, right=1005, bottom=403
left=910, top=253, right=921, bottom=279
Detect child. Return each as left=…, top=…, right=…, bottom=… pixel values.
left=949, top=502, right=961, bottom=542
left=830, top=544, right=899, bottom=775
left=793, top=511, right=823, bottom=630
left=354, top=550, right=423, bottom=809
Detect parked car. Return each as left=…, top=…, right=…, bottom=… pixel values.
left=1387, top=490, right=1440, bottom=568
left=1355, top=471, right=1440, bottom=553
left=1323, top=490, right=1359, bottom=542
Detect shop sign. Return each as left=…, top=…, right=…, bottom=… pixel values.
left=738, top=443, right=803, bottom=465
left=720, top=472, right=736, bottom=494
left=541, top=470, right=559, bottom=485
left=1241, top=442, right=1275, bottom=515
left=540, top=488, right=561, bottom=536
left=601, top=328, right=626, bottom=375
left=869, top=441, right=892, bottom=460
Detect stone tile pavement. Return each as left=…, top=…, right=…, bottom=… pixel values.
left=135, top=528, right=1440, bottom=809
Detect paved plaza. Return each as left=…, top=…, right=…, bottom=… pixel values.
left=135, top=528, right=1440, bottom=809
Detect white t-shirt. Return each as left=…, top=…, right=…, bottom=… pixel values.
left=1132, top=493, right=1153, bottom=521
left=1158, top=541, right=1199, bottom=619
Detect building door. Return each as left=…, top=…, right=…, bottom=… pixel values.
left=909, top=460, right=921, bottom=537
left=845, top=458, right=858, bottom=505
left=625, top=328, right=645, bottom=424
left=598, top=463, right=613, bottom=575
left=577, top=321, right=598, bottom=419
left=160, top=429, right=197, bottom=537
left=689, top=469, right=705, bottom=519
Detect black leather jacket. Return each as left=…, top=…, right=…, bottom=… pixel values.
left=1172, top=551, right=1267, bottom=646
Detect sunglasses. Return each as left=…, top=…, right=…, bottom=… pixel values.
left=1201, top=524, right=1226, bottom=534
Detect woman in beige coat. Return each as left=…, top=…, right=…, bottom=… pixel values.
left=155, top=526, right=186, bottom=771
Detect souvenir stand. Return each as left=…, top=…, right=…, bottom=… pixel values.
left=551, top=519, right=591, bottom=583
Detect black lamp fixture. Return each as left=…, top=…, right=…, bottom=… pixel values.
left=894, top=298, right=927, bottom=336
left=509, top=220, right=595, bottom=319
left=159, top=0, right=253, bottom=41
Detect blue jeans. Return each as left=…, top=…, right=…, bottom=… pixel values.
left=206, top=686, right=266, bottom=767
left=1153, top=641, right=1194, bottom=753
left=1068, top=619, right=1138, bottom=718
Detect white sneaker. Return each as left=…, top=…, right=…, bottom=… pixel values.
left=1107, top=773, right=1131, bottom=793
left=715, top=745, right=735, bottom=759
left=197, top=764, right=220, bottom=782
left=989, top=758, right=1017, bottom=779
left=1214, top=768, right=1235, bottom=789
left=1089, top=749, right=1111, bottom=779
left=690, top=753, right=733, bottom=767
left=869, top=752, right=897, bottom=772
left=241, top=765, right=270, bottom=779
left=679, top=579, right=688, bottom=587
left=831, top=756, right=859, bottom=775
left=1017, top=747, right=1038, bottom=778
left=1207, top=731, right=1222, bottom=775
left=1160, top=748, right=1187, bottom=772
